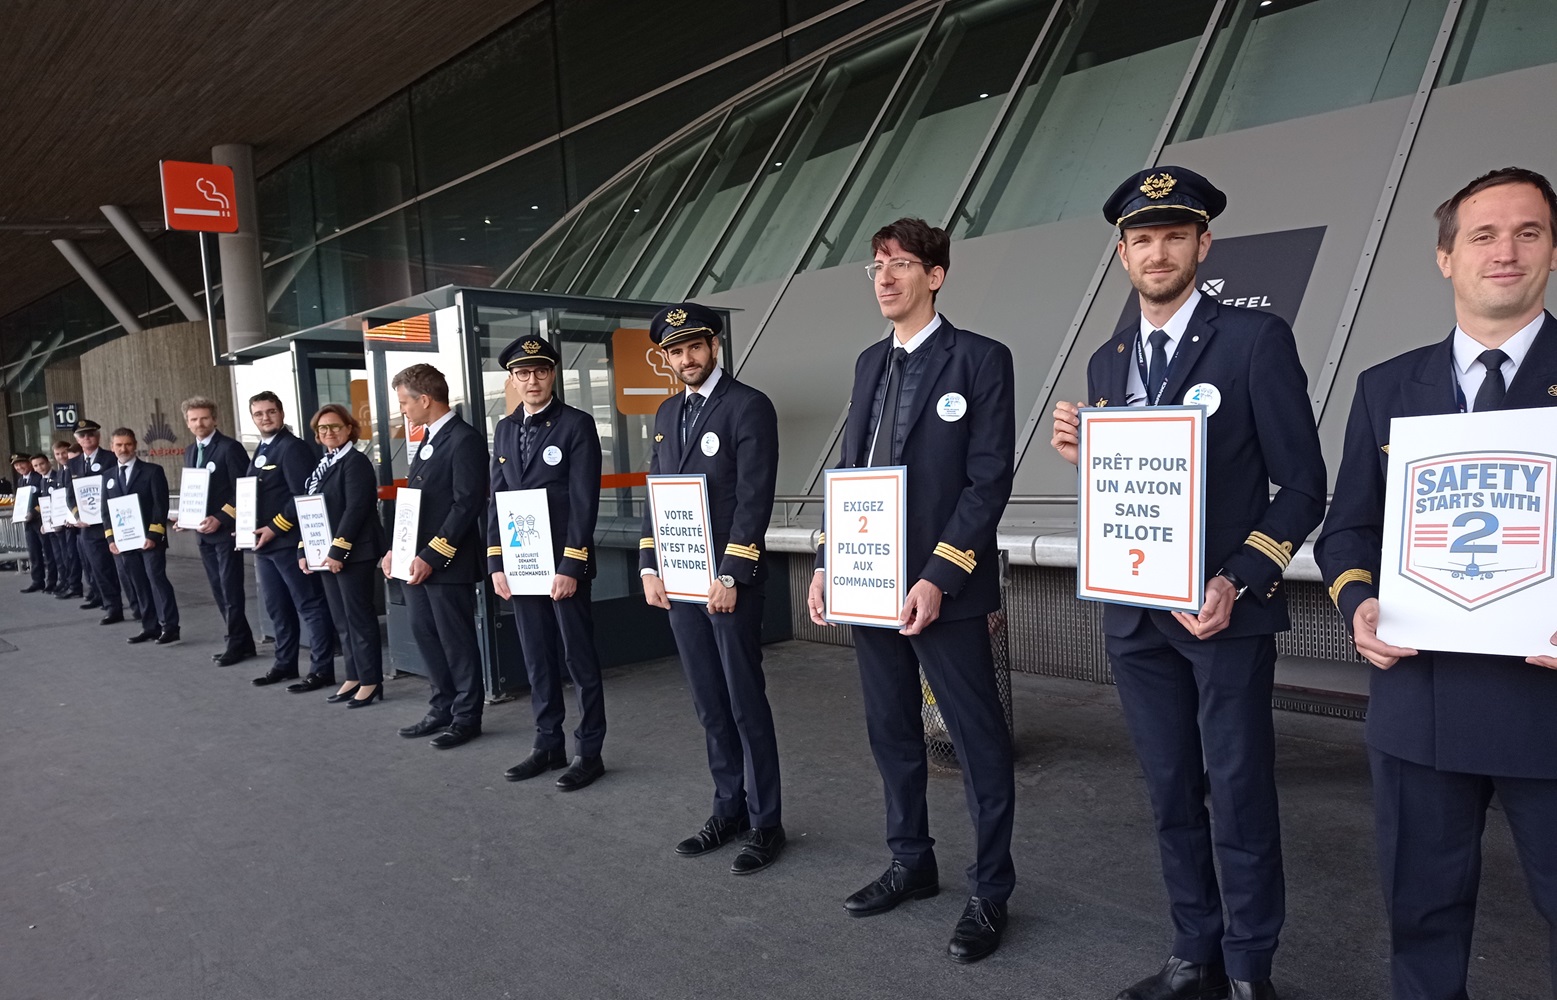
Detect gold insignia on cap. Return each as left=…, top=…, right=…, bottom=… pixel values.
left=522, top=340, right=541, bottom=355
left=1140, top=173, right=1176, bottom=200
left=666, top=308, right=687, bottom=328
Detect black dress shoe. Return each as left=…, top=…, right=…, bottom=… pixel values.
left=1115, top=957, right=1230, bottom=1000
left=126, top=630, right=160, bottom=644
left=345, top=685, right=383, bottom=708
left=326, top=684, right=362, bottom=703
left=675, top=815, right=751, bottom=857
left=844, top=860, right=940, bottom=917
left=555, top=755, right=605, bottom=791
left=155, top=629, right=181, bottom=645
left=80, top=600, right=102, bottom=610
left=21, top=584, right=44, bottom=593
left=1229, top=981, right=1278, bottom=1000
left=398, top=716, right=451, bottom=738
left=216, top=645, right=257, bottom=667
left=947, top=896, right=1006, bottom=964
left=504, top=747, right=568, bottom=781
left=56, top=589, right=83, bottom=600
left=99, top=612, right=124, bottom=625
left=731, top=825, right=786, bottom=875
left=252, top=668, right=300, bottom=687
left=429, top=724, right=481, bottom=749
left=286, top=674, right=335, bottom=693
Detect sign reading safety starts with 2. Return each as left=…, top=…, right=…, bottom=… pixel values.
left=1379, top=408, right=1557, bottom=657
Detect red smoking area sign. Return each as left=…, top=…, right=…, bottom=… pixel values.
left=160, top=161, right=238, bottom=233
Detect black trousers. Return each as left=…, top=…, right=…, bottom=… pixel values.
left=56, top=526, right=81, bottom=591
left=668, top=584, right=782, bottom=829
left=1107, top=617, right=1284, bottom=983
left=80, top=530, right=120, bottom=612
left=404, top=580, right=483, bottom=727
left=1371, top=748, right=1557, bottom=1000
left=255, top=548, right=334, bottom=677
left=320, top=561, right=382, bottom=686
left=853, top=614, right=1016, bottom=902
left=510, top=581, right=605, bottom=757
left=117, top=544, right=179, bottom=633
left=76, top=527, right=99, bottom=599
left=198, top=541, right=254, bottom=650
left=31, top=525, right=54, bottom=589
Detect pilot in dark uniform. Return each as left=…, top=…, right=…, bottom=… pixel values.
left=181, top=397, right=257, bottom=666
left=808, top=218, right=1017, bottom=964
left=383, top=363, right=490, bottom=750
left=102, top=427, right=181, bottom=644
left=487, top=335, right=607, bottom=790
left=639, top=302, right=785, bottom=876
left=30, top=454, right=61, bottom=593
left=1052, top=167, right=1327, bottom=1000
left=245, top=391, right=337, bottom=690
left=71, top=421, right=124, bottom=622
left=14, top=453, right=48, bottom=594
left=49, top=440, right=83, bottom=600
left=1316, top=167, right=1557, bottom=1000
left=63, top=441, right=99, bottom=608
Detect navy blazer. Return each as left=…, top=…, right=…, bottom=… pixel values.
left=102, top=460, right=171, bottom=549
left=298, top=447, right=385, bottom=565
left=1315, top=313, right=1557, bottom=778
left=816, top=316, right=1015, bottom=620
left=252, top=428, right=319, bottom=549
left=638, top=372, right=779, bottom=587
left=1086, top=295, right=1327, bottom=638
left=184, top=429, right=251, bottom=545
left=407, top=413, right=489, bottom=584
left=486, top=399, right=603, bottom=581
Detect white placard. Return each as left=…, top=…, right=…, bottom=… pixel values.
left=390, top=487, right=423, bottom=582
left=822, top=466, right=907, bottom=627
left=178, top=467, right=211, bottom=527
left=294, top=494, right=333, bottom=571
left=48, top=487, right=71, bottom=529
left=1076, top=406, right=1208, bottom=613
left=495, top=488, right=556, bottom=595
left=107, top=495, right=147, bottom=549
left=38, top=493, right=54, bottom=533
left=1378, top=408, right=1557, bottom=658
left=647, top=474, right=715, bottom=604
left=75, top=475, right=103, bottom=525
left=11, top=485, right=33, bottom=524
left=234, top=476, right=257, bottom=549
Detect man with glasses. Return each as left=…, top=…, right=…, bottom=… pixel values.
left=807, top=217, right=1017, bottom=964
left=1051, top=167, right=1326, bottom=1000
left=488, top=336, right=607, bottom=791
left=180, top=396, right=257, bottom=666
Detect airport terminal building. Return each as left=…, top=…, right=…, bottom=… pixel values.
left=3, top=0, right=1556, bottom=704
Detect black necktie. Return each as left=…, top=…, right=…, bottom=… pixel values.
left=1146, top=329, right=1170, bottom=405
left=120, top=464, right=131, bottom=487
left=869, top=347, right=909, bottom=466
left=681, top=393, right=706, bottom=446
left=1472, top=348, right=1509, bottom=412
left=520, top=415, right=536, bottom=466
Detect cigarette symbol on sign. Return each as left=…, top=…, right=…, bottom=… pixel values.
left=173, top=178, right=233, bottom=219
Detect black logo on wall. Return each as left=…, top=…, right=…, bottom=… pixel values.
left=1117, top=226, right=1327, bottom=328
left=144, top=399, right=176, bottom=444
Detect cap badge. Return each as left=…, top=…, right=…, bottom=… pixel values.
left=522, top=340, right=541, bottom=355
left=1140, top=173, right=1176, bottom=200
left=666, top=308, right=687, bottom=328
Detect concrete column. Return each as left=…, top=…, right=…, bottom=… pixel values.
left=212, top=144, right=268, bottom=353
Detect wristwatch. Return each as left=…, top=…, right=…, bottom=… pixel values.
left=1215, top=568, right=1248, bottom=600
left=717, top=574, right=736, bottom=589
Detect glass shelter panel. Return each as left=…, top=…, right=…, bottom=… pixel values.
left=1441, top=0, right=1557, bottom=86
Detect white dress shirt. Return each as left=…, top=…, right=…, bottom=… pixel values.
left=1127, top=290, right=1202, bottom=407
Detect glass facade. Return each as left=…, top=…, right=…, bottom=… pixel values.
left=5, top=0, right=1557, bottom=462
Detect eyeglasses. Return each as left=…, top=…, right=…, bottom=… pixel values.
left=510, top=367, right=554, bottom=382
left=865, top=258, right=934, bottom=282
left=316, top=423, right=347, bottom=433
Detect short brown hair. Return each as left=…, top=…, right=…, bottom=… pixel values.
left=871, top=218, right=951, bottom=274
left=391, top=364, right=450, bottom=405
left=1435, top=167, right=1557, bottom=251
left=53, top=440, right=71, bottom=451
left=310, top=403, right=360, bottom=442
left=181, top=396, right=219, bottom=417
left=111, top=427, right=137, bottom=443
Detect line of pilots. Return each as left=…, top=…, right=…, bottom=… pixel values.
left=13, top=160, right=1557, bottom=1000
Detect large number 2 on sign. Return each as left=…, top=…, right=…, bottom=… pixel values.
left=858, top=515, right=868, bottom=533
left=1450, top=511, right=1499, bottom=554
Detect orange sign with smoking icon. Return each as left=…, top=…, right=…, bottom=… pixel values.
left=612, top=327, right=681, bottom=415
